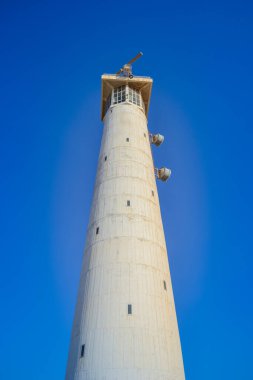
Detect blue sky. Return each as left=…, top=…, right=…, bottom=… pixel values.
left=1, top=0, right=253, bottom=379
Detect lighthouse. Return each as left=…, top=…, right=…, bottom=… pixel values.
left=65, top=53, right=185, bottom=380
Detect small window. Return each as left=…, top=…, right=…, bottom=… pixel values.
left=80, top=344, right=85, bottom=358
left=126, top=138, right=129, bottom=142
left=163, top=280, right=167, bottom=290
left=144, top=133, right=146, bottom=137
left=96, top=227, right=99, bottom=235
left=152, top=190, right=154, bottom=196
left=127, top=200, right=130, bottom=206
left=104, top=155, right=107, bottom=161
left=128, top=304, right=132, bottom=314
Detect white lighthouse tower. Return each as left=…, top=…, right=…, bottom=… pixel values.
left=65, top=53, right=185, bottom=380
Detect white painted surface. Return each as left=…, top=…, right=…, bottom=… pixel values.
left=65, top=100, right=185, bottom=380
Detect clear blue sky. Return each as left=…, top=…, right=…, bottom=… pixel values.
left=1, top=0, right=252, bottom=379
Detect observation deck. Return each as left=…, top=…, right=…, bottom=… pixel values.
left=101, top=74, right=153, bottom=120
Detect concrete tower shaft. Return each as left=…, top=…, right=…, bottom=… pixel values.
left=65, top=75, right=185, bottom=380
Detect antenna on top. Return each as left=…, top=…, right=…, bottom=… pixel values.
left=116, top=52, right=143, bottom=78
